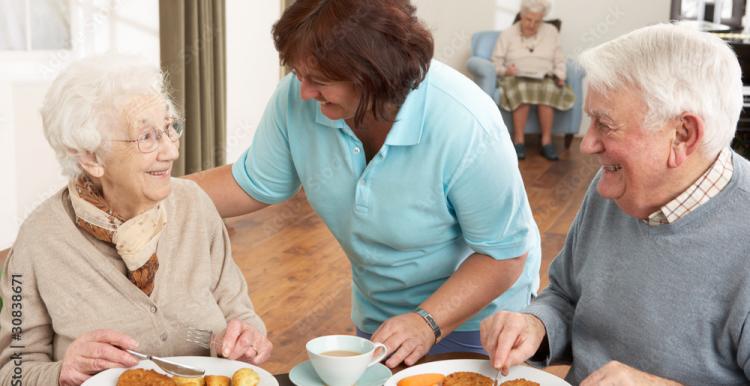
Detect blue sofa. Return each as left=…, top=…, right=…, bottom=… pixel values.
left=466, top=30, right=585, bottom=148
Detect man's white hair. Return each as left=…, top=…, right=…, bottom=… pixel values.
left=520, top=0, right=550, bottom=16
left=41, top=54, right=176, bottom=177
left=578, top=23, right=742, bottom=156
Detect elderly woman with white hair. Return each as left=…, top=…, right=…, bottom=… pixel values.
left=492, top=0, right=575, bottom=161
left=480, top=24, right=750, bottom=385
left=0, top=55, right=272, bottom=386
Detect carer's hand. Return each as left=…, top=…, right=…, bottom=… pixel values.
left=505, top=64, right=518, bottom=77
left=480, top=311, right=546, bottom=375
left=59, top=329, right=140, bottom=386
left=215, top=319, right=273, bottom=364
left=371, top=312, right=436, bottom=368
left=580, top=361, right=683, bottom=386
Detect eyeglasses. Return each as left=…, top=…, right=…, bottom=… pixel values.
left=112, top=118, right=184, bottom=153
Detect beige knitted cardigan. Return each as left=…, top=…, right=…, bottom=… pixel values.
left=0, top=179, right=265, bottom=385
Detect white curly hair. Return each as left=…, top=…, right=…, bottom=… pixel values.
left=41, top=54, right=178, bottom=177
left=578, top=24, right=742, bottom=156
left=520, top=0, right=550, bottom=16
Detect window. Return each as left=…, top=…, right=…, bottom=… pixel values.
left=0, top=0, right=71, bottom=51
left=670, top=0, right=747, bottom=29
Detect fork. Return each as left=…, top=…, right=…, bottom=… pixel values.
left=492, top=368, right=506, bottom=386
left=185, top=327, right=214, bottom=350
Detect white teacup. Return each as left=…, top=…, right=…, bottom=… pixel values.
left=306, top=335, right=388, bottom=386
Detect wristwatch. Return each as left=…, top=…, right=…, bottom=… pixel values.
left=415, top=307, right=441, bottom=341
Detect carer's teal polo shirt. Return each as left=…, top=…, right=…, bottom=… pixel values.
left=233, top=60, right=541, bottom=333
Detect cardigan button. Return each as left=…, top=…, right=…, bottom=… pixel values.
left=150, top=305, right=157, bottom=313
left=160, top=332, right=168, bottom=341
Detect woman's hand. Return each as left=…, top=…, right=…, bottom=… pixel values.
left=371, top=312, right=436, bottom=368
left=580, top=361, right=683, bottom=386
left=59, top=329, right=140, bottom=386
left=555, top=76, right=565, bottom=87
left=480, top=311, right=546, bottom=375
left=214, top=319, right=273, bottom=364
left=505, top=64, right=518, bottom=77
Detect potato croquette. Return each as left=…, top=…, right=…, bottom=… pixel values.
left=117, top=369, right=176, bottom=386
left=443, top=371, right=494, bottom=386
left=204, top=375, right=231, bottom=386
left=232, top=368, right=260, bottom=386
left=171, top=375, right=205, bottom=386
left=500, top=379, right=540, bottom=386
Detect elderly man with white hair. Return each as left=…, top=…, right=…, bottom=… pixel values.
left=0, top=55, right=271, bottom=386
left=480, top=24, right=750, bottom=385
left=492, top=0, right=576, bottom=161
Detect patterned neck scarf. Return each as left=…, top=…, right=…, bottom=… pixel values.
left=68, top=175, right=167, bottom=295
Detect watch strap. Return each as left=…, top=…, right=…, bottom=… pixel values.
left=415, top=307, right=441, bottom=341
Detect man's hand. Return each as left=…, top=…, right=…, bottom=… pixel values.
left=581, top=361, right=683, bottom=386
left=480, top=311, right=546, bottom=375
left=59, top=329, right=139, bottom=386
left=215, top=320, right=273, bottom=364
left=371, top=312, right=436, bottom=368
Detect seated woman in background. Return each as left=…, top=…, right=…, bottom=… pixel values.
left=492, top=0, right=576, bottom=161
left=0, top=55, right=271, bottom=386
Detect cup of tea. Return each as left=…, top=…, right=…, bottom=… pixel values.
left=306, top=335, right=388, bottom=386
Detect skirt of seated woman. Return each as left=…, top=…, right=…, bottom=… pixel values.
left=499, top=75, right=576, bottom=111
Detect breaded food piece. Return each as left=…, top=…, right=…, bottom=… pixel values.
left=172, top=375, right=205, bottom=385
left=204, top=375, right=230, bottom=386
left=500, top=379, right=540, bottom=386
left=397, top=373, right=446, bottom=386
left=232, top=368, right=260, bottom=386
left=117, top=369, right=176, bottom=386
left=443, top=371, right=494, bottom=386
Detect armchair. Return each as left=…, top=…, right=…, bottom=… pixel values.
left=466, top=30, right=585, bottom=148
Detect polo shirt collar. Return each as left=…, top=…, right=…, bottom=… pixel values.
left=384, top=73, right=428, bottom=147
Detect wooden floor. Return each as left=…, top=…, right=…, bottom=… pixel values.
left=0, top=137, right=599, bottom=376
left=226, top=136, right=600, bottom=375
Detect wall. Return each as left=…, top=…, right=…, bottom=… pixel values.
left=549, top=1, right=671, bottom=59
left=225, top=1, right=281, bottom=163
left=413, top=0, right=497, bottom=75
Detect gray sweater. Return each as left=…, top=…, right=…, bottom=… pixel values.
left=526, top=152, right=750, bottom=385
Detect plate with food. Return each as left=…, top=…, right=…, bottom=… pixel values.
left=82, top=356, right=279, bottom=386
left=385, top=359, right=570, bottom=386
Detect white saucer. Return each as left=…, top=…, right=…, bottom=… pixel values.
left=289, top=360, right=391, bottom=386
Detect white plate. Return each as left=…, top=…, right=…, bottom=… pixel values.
left=385, top=359, right=570, bottom=386
left=82, top=356, right=279, bottom=386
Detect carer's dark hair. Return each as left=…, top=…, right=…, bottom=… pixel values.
left=272, top=0, right=434, bottom=128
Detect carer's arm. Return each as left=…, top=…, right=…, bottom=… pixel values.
left=424, top=252, right=527, bottom=334
left=185, top=164, right=268, bottom=218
